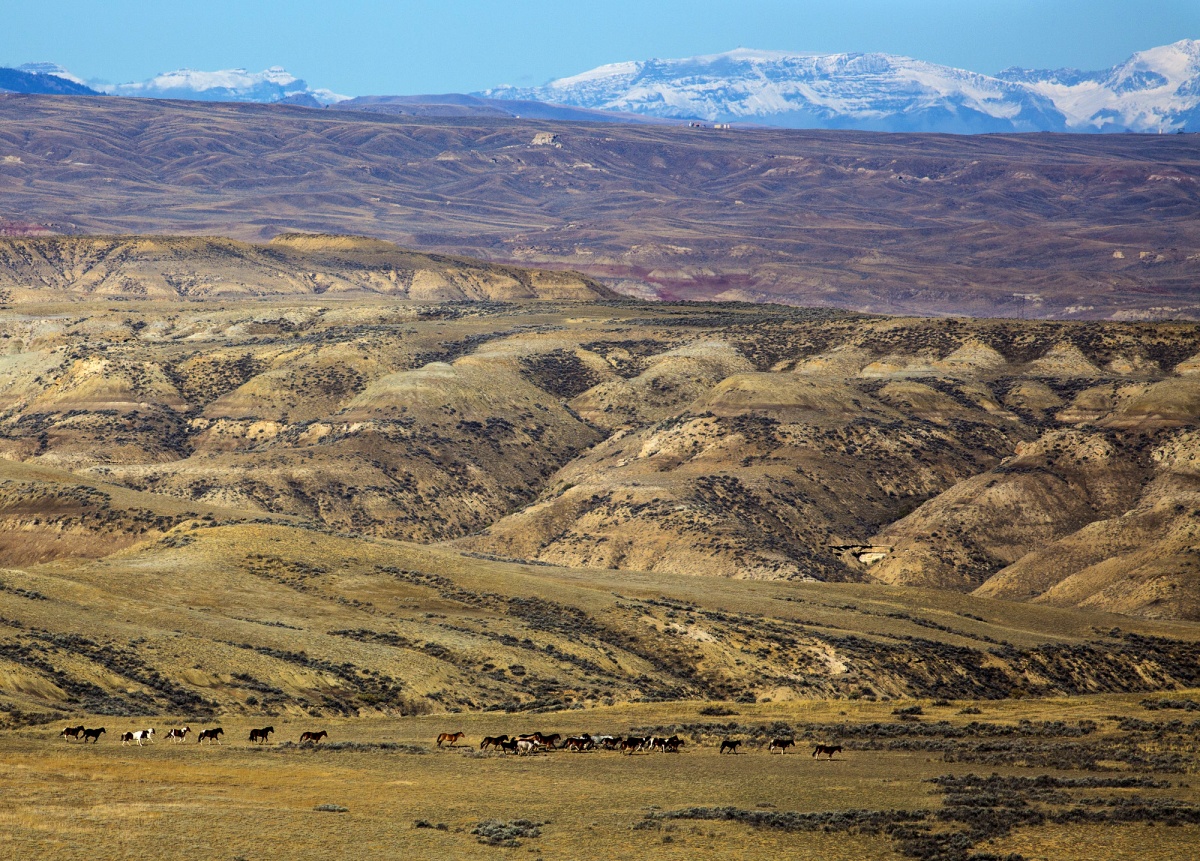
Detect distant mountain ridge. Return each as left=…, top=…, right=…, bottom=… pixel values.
left=0, top=66, right=99, bottom=96
left=5, top=40, right=1200, bottom=131
left=483, top=40, right=1200, bottom=133
left=96, top=66, right=348, bottom=105
left=4, top=63, right=345, bottom=105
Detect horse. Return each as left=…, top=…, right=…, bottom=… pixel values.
left=516, top=738, right=542, bottom=756
left=249, top=726, right=274, bottom=744
left=197, top=728, right=224, bottom=744
left=300, top=730, right=328, bottom=744
left=719, top=739, right=741, bottom=754
left=812, top=743, right=843, bottom=759
left=123, top=729, right=154, bottom=746
left=768, top=738, right=795, bottom=753
left=61, top=725, right=85, bottom=741
left=498, top=738, right=519, bottom=754
left=480, top=735, right=508, bottom=751
left=620, top=736, right=648, bottom=755
left=82, top=727, right=105, bottom=743
left=436, top=731, right=465, bottom=748
left=564, top=735, right=594, bottom=752
left=661, top=735, right=684, bottom=753
left=596, top=735, right=621, bottom=750
left=165, top=727, right=191, bottom=743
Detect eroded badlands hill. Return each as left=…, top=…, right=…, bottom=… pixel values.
left=0, top=289, right=1196, bottom=621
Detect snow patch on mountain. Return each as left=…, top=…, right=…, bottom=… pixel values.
left=17, top=62, right=89, bottom=86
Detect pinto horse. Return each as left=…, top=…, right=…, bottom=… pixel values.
left=165, top=727, right=191, bottom=743
left=248, top=726, right=274, bottom=744
left=197, top=728, right=224, bottom=744
left=719, top=739, right=741, bottom=754
left=82, top=727, right=105, bottom=743
left=620, top=736, right=648, bottom=755
left=300, top=730, right=328, bottom=744
left=812, top=743, right=843, bottom=759
left=61, top=725, right=85, bottom=741
left=122, top=729, right=155, bottom=746
left=436, top=731, right=465, bottom=748
left=768, top=738, right=796, bottom=753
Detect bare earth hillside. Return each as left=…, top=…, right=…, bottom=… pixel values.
left=0, top=281, right=1195, bottom=625
left=0, top=234, right=610, bottom=302
left=1, top=95, right=1199, bottom=318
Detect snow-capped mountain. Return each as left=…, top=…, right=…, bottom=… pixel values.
left=483, top=41, right=1200, bottom=133
left=996, top=40, right=1200, bottom=132
left=11, top=63, right=347, bottom=106
left=99, top=66, right=348, bottom=105
left=17, top=62, right=90, bottom=86
left=0, top=64, right=99, bottom=96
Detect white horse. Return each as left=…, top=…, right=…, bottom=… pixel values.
left=516, top=738, right=542, bottom=756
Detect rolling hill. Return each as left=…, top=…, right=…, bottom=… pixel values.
left=0, top=95, right=1198, bottom=318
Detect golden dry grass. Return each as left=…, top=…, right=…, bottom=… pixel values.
left=3, top=694, right=1198, bottom=860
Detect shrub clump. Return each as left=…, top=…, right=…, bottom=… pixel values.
left=471, top=819, right=544, bottom=847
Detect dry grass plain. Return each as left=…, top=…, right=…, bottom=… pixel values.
left=3, top=694, right=1198, bottom=861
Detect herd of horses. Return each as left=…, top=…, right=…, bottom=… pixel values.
left=59, top=724, right=324, bottom=746
left=448, top=731, right=844, bottom=758
left=58, top=723, right=844, bottom=758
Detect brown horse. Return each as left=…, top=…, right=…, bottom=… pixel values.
left=480, top=734, right=508, bottom=751
left=300, top=730, right=328, bottom=744
left=436, top=731, right=465, bottom=748
left=768, top=738, right=795, bottom=753
left=248, top=726, right=274, bottom=744
left=719, top=739, right=741, bottom=754
left=61, top=725, right=85, bottom=741
left=197, top=727, right=224, bottom=744
left=812, top=743, right=843, bottom=759
left=82, top=727, right=105, bottom=743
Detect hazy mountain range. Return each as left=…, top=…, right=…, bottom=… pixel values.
left=5, top=40, right=1200, bottom=133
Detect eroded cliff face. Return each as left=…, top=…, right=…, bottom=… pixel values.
left=0, top=234, right=612, bottom=303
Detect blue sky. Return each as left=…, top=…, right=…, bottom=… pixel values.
left=2, top=1, right=1196, bottom=95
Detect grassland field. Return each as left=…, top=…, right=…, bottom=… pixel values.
left=3, top=692, right=1199, bottom=860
